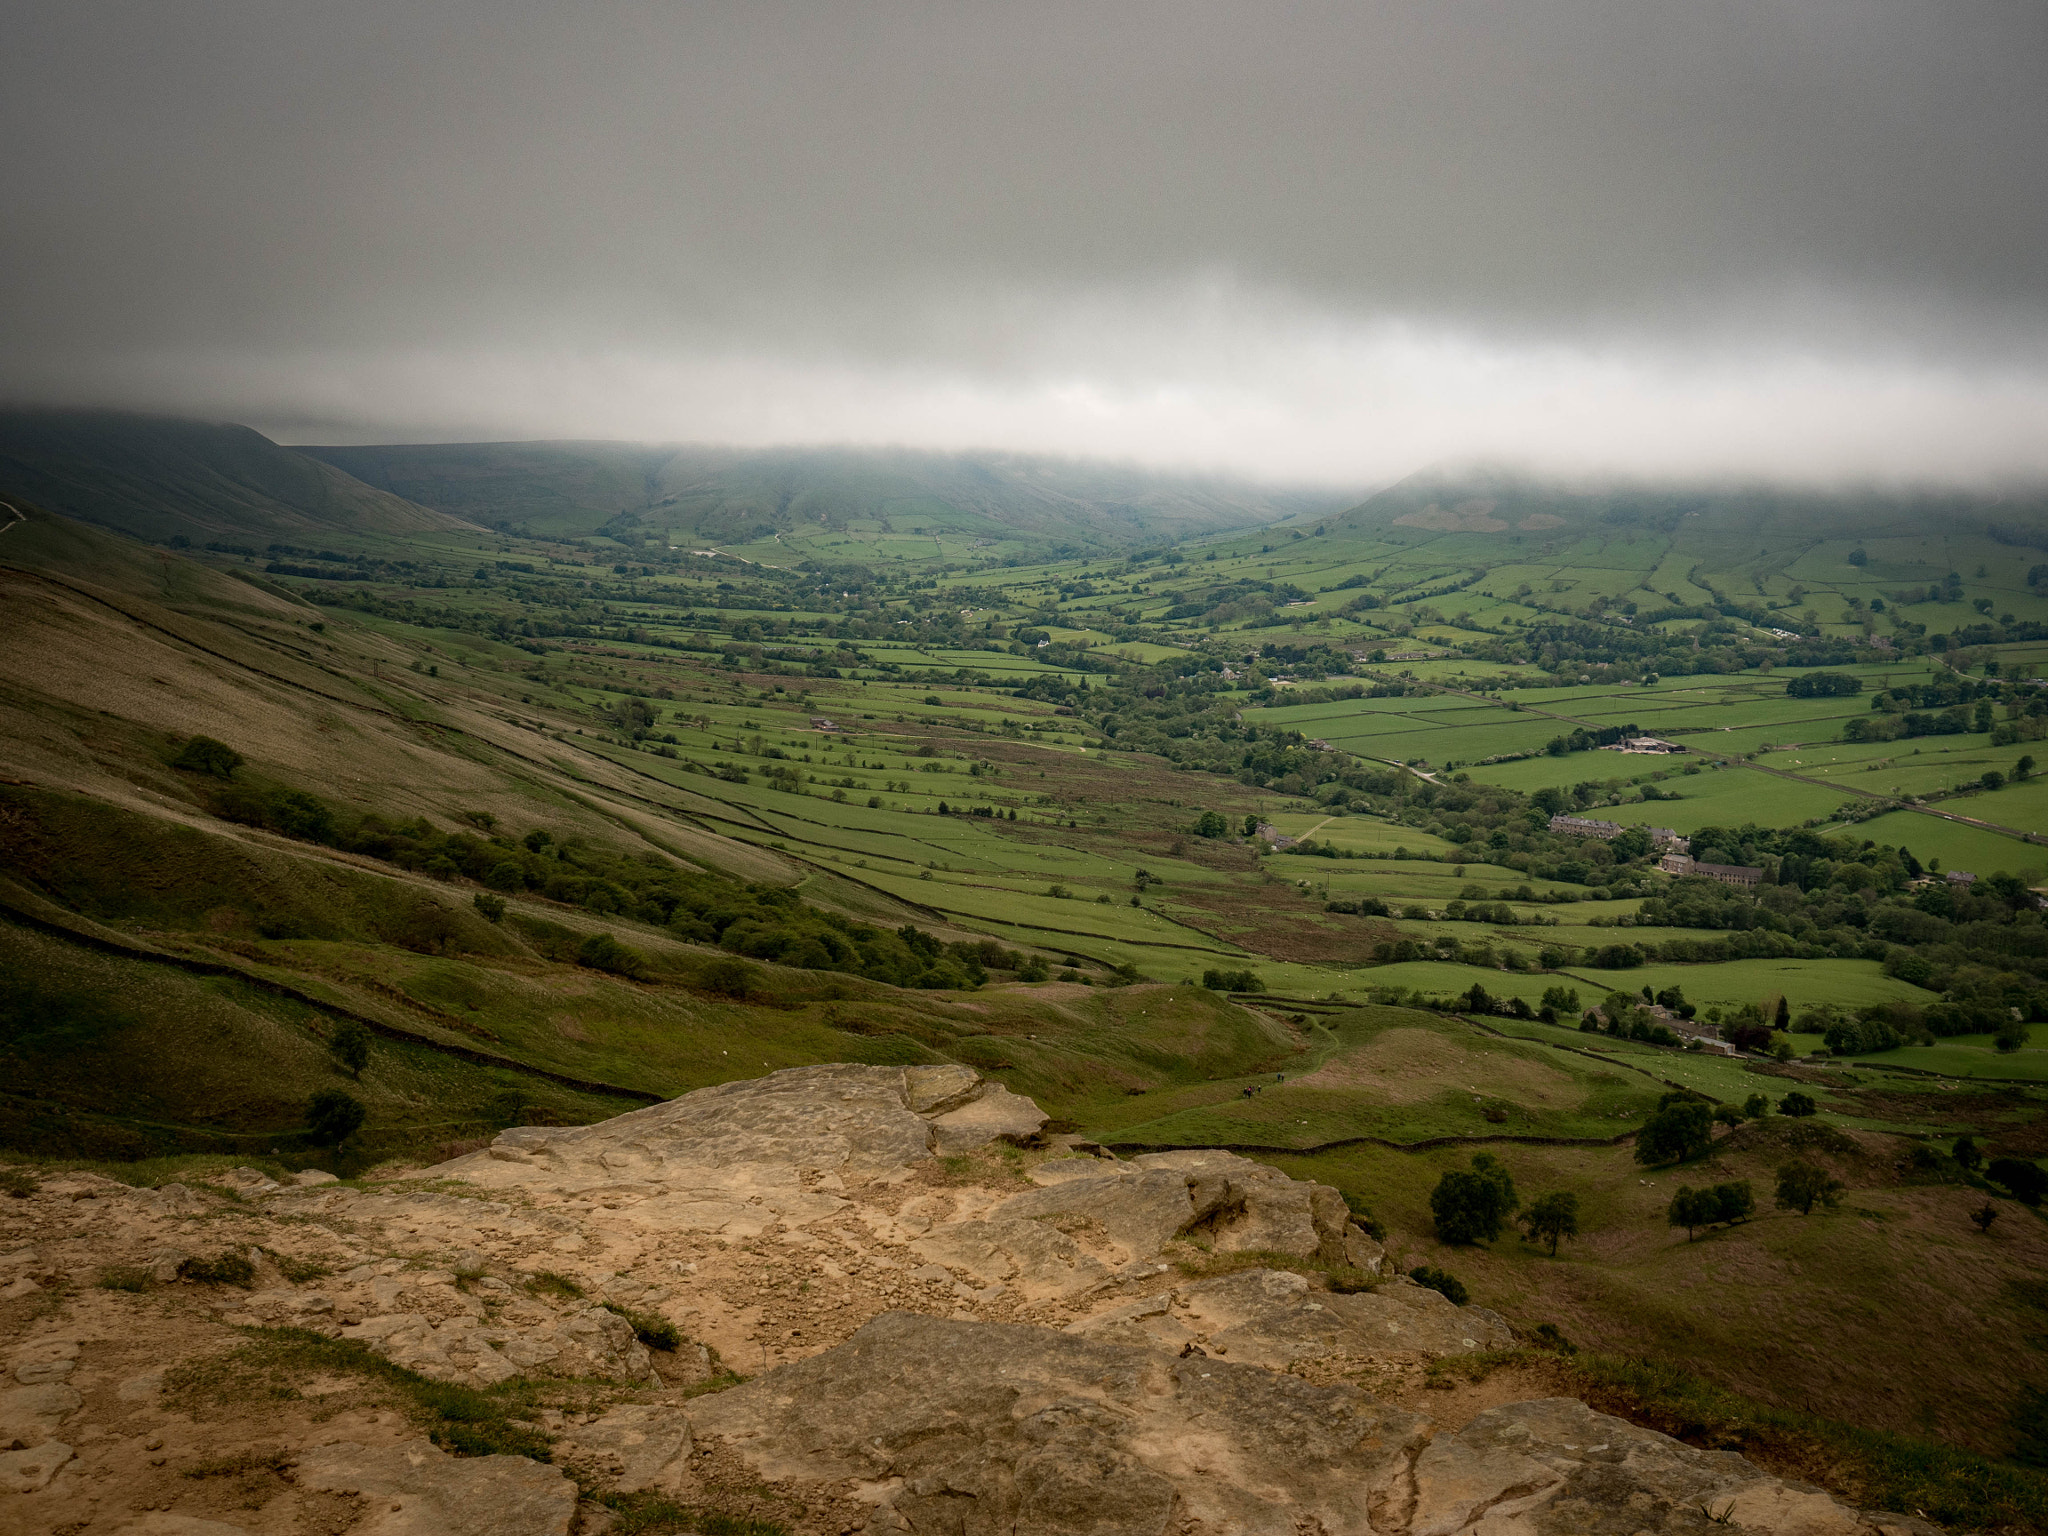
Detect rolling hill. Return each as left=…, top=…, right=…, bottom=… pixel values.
left=303, top=438, right=1352, bottom=553
left=0, top=408, right=473, bottom=546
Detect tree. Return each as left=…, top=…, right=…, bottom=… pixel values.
left=1242, top=814, right=1260, bottom=836
left=1954, top=1135, right=1983, bottom=1171
left=1521, top=1191, right=1580, bottom=1255
left=171, top=735, right=243, bottom=778
left=1635, top=1096, right=1714, bottom=1166
left=1430, top=1154, right=1519, bottom=1245
left=1982, top=770, right=2006, bottom=792
left=2019, top=755, right=2036, bottom=782
left=472, top=892, right=506, bottom=922
left=306, top=1089, right=366, bottom=1147
left=1742, top=1093, right=1770, bottom=1120
left=1778, top=1091, right=1817, bottom=1118
left=1970, top=1201, right=2000, bottom=1234
left=1994, top=1019, right=2030, bottom=1054
left=1712, top=1181, right=1756, bottom=1224
left=1194, top=810, right=1229, bottom=838
left=327, top=1021, right=372, bottom=1079
left=1774, top=995, right=1791, bottom=1031
left=1667, top=1186, right=1717, bottom=1240
left=1464, top=981, right=1493, bottom=1013
left=1989, top=1158, right=2048, bottom=1207
left=1774, top=1158, right=1844, bottom=1216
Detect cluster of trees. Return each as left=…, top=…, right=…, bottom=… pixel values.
left=170, top=737, right=1041, bottom=990
left=1667, top=1181, right=1754, bottom=1238
left=1201, top=968, right=1265, bottom=993
left=1428, top=1155, right=1582, bottom=1256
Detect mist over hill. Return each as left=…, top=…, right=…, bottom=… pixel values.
left=303, top=439, right=1353, bottom=552
left=1313, top=466, right=2048, bottom=553
left=0, top=409, right=470, bottom=546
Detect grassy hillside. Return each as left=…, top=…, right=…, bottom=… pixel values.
left=12, top=448, right=2048, bottom=1485
left=0, top=408, right=468, bottom=544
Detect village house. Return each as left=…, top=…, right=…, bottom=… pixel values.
left=1601, top=735, right=1685, bottom=754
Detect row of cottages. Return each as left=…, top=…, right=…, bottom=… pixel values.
left=1656, top=852, right=1765, bottom=888
left=1546, top=814, right=1687, bottom=851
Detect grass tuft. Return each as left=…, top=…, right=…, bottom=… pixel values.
left=179, top=1250, right=256, bottom=1287
left=526, top=1269, right=584, bottom=1299
left=602, top=1301, right=682, bottom=1351
left=97, top=1264, right=156, bottom=1293
left=598, top=1489, right=791, bottom=1535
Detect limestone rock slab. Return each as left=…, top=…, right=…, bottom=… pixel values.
left=688, top=1310, right=1426, bottom=1536
left=296, top=1436, right=576, bottom=1536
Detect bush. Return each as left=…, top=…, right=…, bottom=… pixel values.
left=1202, top=968, right=1263, bottom=992
left=171, top=735, right=244, bottom=778
left=179, top=1250, right=256, bottom=1287
left=1778, top=1091, right=1818, bottom=1117
left=472, top=892, right=507, bottom=923
left=1408, top=1265, right=1469, bottom=1305
left=576, top=932, right=646, bottom=977
left=0, top=1168, right=40, bottom=1199
left=601, top=1302, right=681, bottom=1351
left=1995, top=1020, right=2031, bottom=1054
left=1429, top=1154, right=1518, bottom=1245
left=1193, top=810, right=1229, bottom=838
left=697, top=957, right=758, bottom=997
left=306, top=1089, right=366, bottom=1147
left=1990, top=1158, right=2048, bottom=1206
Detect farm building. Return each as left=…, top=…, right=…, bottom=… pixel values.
left=1602, top=735, right=1685, bottom=754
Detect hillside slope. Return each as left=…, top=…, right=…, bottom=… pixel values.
left=304, top=438, right=1349, bottom=550
left=0, top=408, right=473, bottom=546
left=1311, top=465, right=2048, bottom=552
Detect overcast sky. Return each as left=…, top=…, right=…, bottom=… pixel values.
left=4, top=0, right=2046, bottom=487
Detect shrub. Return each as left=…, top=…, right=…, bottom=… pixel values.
left=98, top=1265, right=155, bottom=1292
left=1778, top=1091, right=1818, bottom=1117
left=171, top=735, right=244, bottom=778
left=1201, top=967, right=1263, bottom=993
left=0, top=1168, right=40, bottom=1199
left=1990, top=1158, right=2048, bottom=1206
left=1408, top=1265, right=1469, bottom=1305
left=306, top=1089, right=366, bottom=1147
left=1429, top=1154, right=1518, bottom=1245
left=472, top=892, right=507, bottom=923
left=1340, top=1190, right=1387, bottom=1240
left=602, top=1302, right=681, bottom=1351
left=179, top=1250, right=256, bottom=1287
left=1193, top=810, right=1229, bottom=838
left=697, top=957, right=758, bottom=997
left=1995, top=1019, right=2031, bottom=1054
left=577, top=933, right=646, bottom=977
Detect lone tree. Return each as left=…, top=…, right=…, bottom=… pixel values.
left=306, top=1089, right=366, bottom=1148
left=1429, top=1153, right=1520, bottom=1245
left=1970, top=1201, right=2000, bottom=1234
left=1953, top=1135, right=1983, bottom=1171
left=1778, top=1091, right=1818, bottom=1118
left=1774, top=1158, right=1844, bottom=1216
left=1634, top=1094, right=1714, bottom=1166
left=171, top=735, right=243, bottom=778
left=1193, top=810, right=1229, bottom=838
left=1668, top=1186, right=1718, bottom=1240
left=327, top=1021, right=372, bottom=1079
left=1520, top=1191, right=1581, bottom=1256
left=1774, top=995, right=1791, bottom=1031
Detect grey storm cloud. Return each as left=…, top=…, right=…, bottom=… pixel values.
left=3, top=0, right=2046, bottom=484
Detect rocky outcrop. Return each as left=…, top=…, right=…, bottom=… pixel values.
left=1407, top=1398, right=1941, bottom=1536
left=689, top=1309, right=1428, bottom=1536
left=1067, top=1266, right=1513, bottom=1367
left=0, top=1064, right=1944, bottom=1535
left=296, top=1437, right=577, bottom=1536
